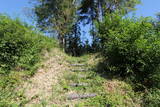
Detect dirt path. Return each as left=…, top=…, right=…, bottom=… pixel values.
left=19, top=49, right=68, bottom=106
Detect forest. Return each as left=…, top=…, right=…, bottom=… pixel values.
left=0, top=0, right=160, bottom=106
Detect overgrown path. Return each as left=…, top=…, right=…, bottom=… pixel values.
left=18, top=49, right=69, bottom=106
left=17, top=48, right=141, bottom=107
left=18, top=48, right=101, bottom=106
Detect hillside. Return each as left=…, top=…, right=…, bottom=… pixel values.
left=1, top=13, right=160, bottom=107
left=4, top=48, right=140, bottom=107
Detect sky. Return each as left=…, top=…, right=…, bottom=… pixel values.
left=0, top=0, right=32, bottom=24
left=0, top=0, right=160, bottom=24
left=0, top=0, right=160, bottom=43
left=133, top=0, right=160, bottom=18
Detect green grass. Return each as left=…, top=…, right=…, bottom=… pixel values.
left=0, top=32, right=143, bottom=107
left=0, top=41, right=57, bottom=106
left=0, top=49, right=142, bottom=107
left=0, top=54, right=49, bottom=106
left=0, top=14, right=58, bottom=106
left=50, top=54, right=142, bottom=107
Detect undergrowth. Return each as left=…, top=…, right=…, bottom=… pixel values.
left=96, top=13, right=160, bottom=106
left=0, top=14, right=57, bottom=106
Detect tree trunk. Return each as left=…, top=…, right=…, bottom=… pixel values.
left=63, top=37, right=65, bottom=52
left=58, top=35, right=66, bottom=52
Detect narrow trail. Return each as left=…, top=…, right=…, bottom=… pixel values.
left=16, top=49, right=139, bottom=106
left=18, top=49, right=69, bottom=106
left=17, top=49, right=111, bottom=106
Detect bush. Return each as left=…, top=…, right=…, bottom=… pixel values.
left=143, top=88, right=160, bottom=107
left=96, top=13, right=160, bottom=89
left=0, top=14, right=57, bottom=106
left=0, top=14, right=57, bottom=73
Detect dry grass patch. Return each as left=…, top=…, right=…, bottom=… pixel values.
left=16, top=48, right=70, bottom=106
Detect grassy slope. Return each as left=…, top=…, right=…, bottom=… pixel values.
left=0, top=38, right=57, bottom=107
left=0, top=15, right=59, bottom=106
left=20, top=49, right=141, bottom=107
left=0, top=47, right=142, bottom=107
left=53, top=54, right=142, bottom=107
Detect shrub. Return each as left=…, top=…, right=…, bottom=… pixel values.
left=0, top=14, right=57, bottom=106
left=143, top=88, right=160, bottom=107
left=96, top=13, right=160, bottom=89
left=0, top=14, right=57, bottom=73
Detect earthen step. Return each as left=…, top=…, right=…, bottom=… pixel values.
left=78, top=74, right=87, bottom=78
left=67, top=93, right=97, bottom=100
left=70, top=64, right=86, bottom=66
left=71, top=69, right=87, bottom=72
left=69, top=83, right=89, bottom=87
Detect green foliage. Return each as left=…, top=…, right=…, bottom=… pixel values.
left=79, top=0, right=140, bottom=20
left=143, top=88, right=160, bottom=107
left=0, top=14, right=57, bottom=72
left=0, top=14, right=57, bottom=106
left=32, top=0, right=140, bottom=55
left=96, top=13, right=160, bottom=90
left=32, top=0, right=77, bottom=49
left=57, top=54, right=140, bottom=106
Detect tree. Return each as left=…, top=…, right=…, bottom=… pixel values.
left=65, top=22, right=82, bottom=56
left=154, top=12, right=160, bottom=31
left=79, top=0, right=141, bottom=21
left=31, top=0, right=140, bottom=54
left=32, top=0, right=77, bottom=49
left=78, top=0, right=141, bottom=50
